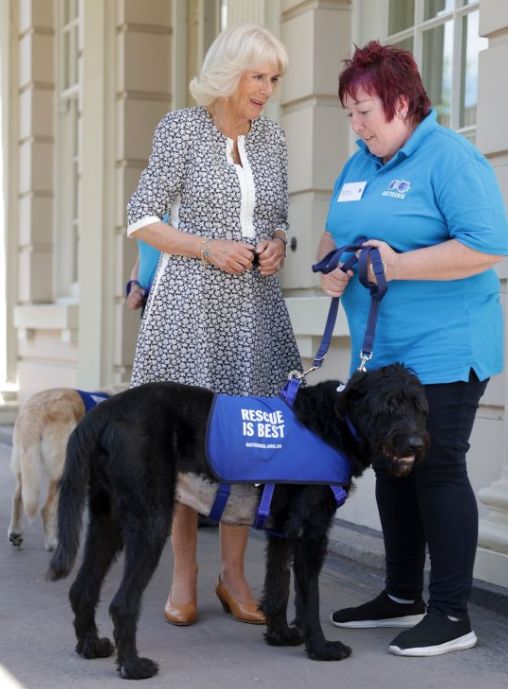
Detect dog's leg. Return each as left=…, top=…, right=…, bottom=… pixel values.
left=110, top=514, right=170, bottom=680
left=8, top=473, right=24, bottom=548
left=293, top=532, right=351, bottom=661
left=262, top=535, right=303, bottom=647
left=41, top=480, right=59, bottom=551
left=70, top=514, right=122, bottom=662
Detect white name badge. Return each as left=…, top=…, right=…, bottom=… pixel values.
left=337, top=181, right=367, bottom=202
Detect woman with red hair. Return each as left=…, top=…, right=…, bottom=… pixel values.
left=319, top=41, right=508, bottom=656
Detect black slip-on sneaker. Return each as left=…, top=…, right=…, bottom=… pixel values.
left=330, top=591, right=426, bottom=629
left=389, top=609, right=477, bottom=656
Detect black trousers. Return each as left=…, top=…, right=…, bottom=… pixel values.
left=375, top=370, right=488, bottom=617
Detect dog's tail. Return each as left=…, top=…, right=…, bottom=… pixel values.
left=47, top=410, right=105, bottom=581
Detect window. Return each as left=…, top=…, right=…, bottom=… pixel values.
left=386, top=0, right=487, bottom=142
left=220, top=0, right=228, bottom=29
left=56, top=0, right=81, bottom=300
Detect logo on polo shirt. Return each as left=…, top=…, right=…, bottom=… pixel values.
left=382, top=179, right=411, bottom=199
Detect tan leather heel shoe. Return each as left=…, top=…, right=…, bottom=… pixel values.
left=163, top=594, right=198, bottom=626
left=215, top=577, right=266, bottom=625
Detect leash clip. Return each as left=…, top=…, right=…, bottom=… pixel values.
left=288, top=355, right=326, bottom=382
left=358, top=351, right=372, bottom=372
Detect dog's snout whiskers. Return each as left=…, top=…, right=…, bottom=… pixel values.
left=391, top=458, right=416, bottom=477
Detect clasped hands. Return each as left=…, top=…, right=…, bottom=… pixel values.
left=205, top=238, right=285, bottom=276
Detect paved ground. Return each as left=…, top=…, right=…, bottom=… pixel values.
left=0, top=426, right=506, bottom=689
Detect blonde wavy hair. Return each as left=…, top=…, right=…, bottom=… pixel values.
left=189, top=23, right=288, bottom=106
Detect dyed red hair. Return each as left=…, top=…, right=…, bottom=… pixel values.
left=338, top=41, right=431, bottom=126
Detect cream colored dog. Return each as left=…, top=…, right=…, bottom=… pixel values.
left=8, top=384, right=128, bottom=550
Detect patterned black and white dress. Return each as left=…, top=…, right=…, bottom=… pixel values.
left=127, top=106, right=301, bottom=396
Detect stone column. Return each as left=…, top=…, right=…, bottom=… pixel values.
left=12, top=0, right=79, bottom=401
left=77, top=0, right=108, bottom=387
left=474, top=0, right=508, bottom=589
left=16, top=0, right=54, bottom=306
left=114, top=0, right=172, bottom=378
left=0, top=0, right=19, bottom=419
left=225, top=0, right=275, bottom=25
left=280, top=0, right=352, bottom=377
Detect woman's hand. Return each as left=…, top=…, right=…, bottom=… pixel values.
left=205, top=239, right=255, bottom=274
left=126, top=283, right=146, bottom=310
left=321, top=266, right=353, bottom=297
left=255, top=239, right=285, bottom=276
left=316, top=230, right=353, bottom=296
left=360, top=239, right=396, bottom=283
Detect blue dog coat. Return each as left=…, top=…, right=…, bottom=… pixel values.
left=75, top=390, right=110, bottom=413
left=206, top=394, right=352, bottom=485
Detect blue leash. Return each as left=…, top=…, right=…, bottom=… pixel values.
left=310, top=238, right=387, bottom=372
left=253, top=240, right=388, bottom=534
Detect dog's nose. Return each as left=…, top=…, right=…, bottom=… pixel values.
left=409, top=436, right=424, bottom=450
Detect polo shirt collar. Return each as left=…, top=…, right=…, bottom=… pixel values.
left=399, top=108, right=437, bottom=156
left=356, top=109, right=438, bottom=167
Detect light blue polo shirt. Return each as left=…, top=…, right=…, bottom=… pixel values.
left=137, top=240, right=160, bottom=290
left=325, top=109, right=508, bottom=384
left=136, top=211, right=168, bottom=290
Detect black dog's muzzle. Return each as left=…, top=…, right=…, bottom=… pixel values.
left=381, top=429, right=429, bottom=477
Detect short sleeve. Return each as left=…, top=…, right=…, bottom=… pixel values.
left=436, top=156, right=508, bottom=255
left=127, top=111, right=189, bottom=235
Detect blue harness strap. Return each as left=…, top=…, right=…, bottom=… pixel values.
left=280, top=377, right=300, bottom=406
left=209, top=483, right=231, bottom=523
left=253, top=483, right=275, bottom=530
left=330, top=485, right=348, bottom=507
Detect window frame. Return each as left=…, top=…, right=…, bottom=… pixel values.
left=383, top=0, right=486, bottom=139
left=54, top=0, right=82, bottom=302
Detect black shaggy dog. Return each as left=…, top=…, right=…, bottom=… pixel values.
left=48, top=363, right=428, bottom=680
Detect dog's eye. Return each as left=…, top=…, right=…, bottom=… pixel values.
left=413, top=396, right=428, bottom=414
left=384, top=394, right=403, bottom=413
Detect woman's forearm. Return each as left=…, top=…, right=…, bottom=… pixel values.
left=317, top=231, right=337, bottom=260
left=131, top=223, right=202, bottom=259
left=367, top=238, right=504, bottom=281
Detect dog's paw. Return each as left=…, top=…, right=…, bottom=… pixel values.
left=8, top=532, right=23, bottom=548
left=265, top=626, right=304, bottom=647
left=77, top=636, right=115, bottom=659
left=44, top=537, right=58, bottom=552
left=306, top=640, right=352, bottom=661
left=118, top=657, right=159, bottom=680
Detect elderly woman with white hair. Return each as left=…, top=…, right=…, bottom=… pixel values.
left=127, top=24, right=301, bottom=627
